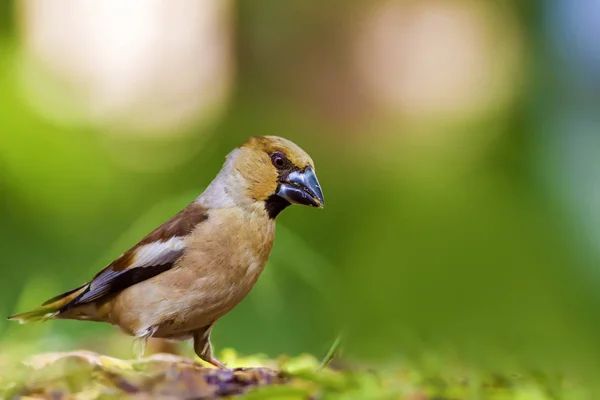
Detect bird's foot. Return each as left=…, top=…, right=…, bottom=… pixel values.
left=132, top=325, right=159, bottom=359
left=198, top=356, right=228, bottom=370
left=132, top=337, right=147, bottom=360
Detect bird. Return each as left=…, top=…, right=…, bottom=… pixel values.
left=8, top=136, right=324, bottom=369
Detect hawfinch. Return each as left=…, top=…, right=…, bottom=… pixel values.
left=8, top=136, right=324, bottom=369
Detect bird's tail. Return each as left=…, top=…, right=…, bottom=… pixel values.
left=7, top=305, right=61, bottom=324
left=8, top=284, right=88, bottom=324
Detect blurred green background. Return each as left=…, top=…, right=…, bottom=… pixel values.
left=2, top=0, right=600, bottom=382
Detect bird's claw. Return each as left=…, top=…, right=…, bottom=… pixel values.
left=197, top=356, right=228, bottom=370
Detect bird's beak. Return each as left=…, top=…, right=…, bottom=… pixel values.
left=277, top=166, right=325, bottom=208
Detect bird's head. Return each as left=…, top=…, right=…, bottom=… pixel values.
left=227, top=136, right=324, bottom=218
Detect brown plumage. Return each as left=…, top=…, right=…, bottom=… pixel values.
left=8, top=136, right=324, bottom=369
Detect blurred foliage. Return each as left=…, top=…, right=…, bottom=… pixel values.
left=3, top=0, right=600, bottom=397
left=0, top=2, right=13, bottom=35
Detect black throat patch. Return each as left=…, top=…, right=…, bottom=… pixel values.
left=265, top=194, right=291, bottom=219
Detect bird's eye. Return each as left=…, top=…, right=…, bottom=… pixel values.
left=271, top=153, right=286, bottom=169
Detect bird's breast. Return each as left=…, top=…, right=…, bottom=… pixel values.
left=108, top=207, right=276, bottom=337
left=166, top=208, right=276, bottom=331
left=185, top=206, right=276, bottom=278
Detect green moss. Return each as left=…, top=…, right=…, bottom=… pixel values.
left=0, top=349, right=590, bottom=399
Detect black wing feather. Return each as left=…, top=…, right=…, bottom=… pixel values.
left=65, top=262, right=176, bottom=310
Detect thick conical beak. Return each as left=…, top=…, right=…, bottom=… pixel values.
left=277, top=166, right=324, bottom=208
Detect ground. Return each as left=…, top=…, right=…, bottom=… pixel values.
left=0, top=349, right=585, bottom=399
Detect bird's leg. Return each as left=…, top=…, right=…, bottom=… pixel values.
left=132, top=325, right=158, bottom=360
left=193, top=324, right=227, bottom=369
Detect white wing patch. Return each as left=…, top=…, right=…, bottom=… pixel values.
left=74, top=237, right=186, bottom=304
left=131, top=236, right=186, bottom=269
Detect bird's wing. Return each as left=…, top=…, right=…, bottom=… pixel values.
left=65, top=202, right=209, bottom=309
